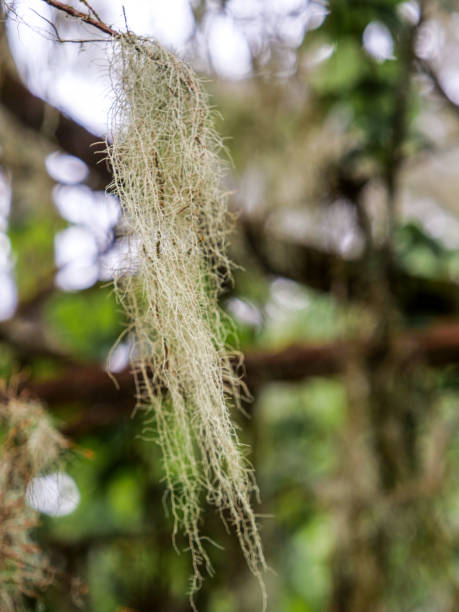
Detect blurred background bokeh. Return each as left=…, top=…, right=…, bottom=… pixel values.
left=1, top=0, right=459, bottom=610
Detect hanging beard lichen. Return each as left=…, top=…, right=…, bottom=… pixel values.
left=107, top=36, right=266, bottom=607
left=0, top=395, right=67, bottom=610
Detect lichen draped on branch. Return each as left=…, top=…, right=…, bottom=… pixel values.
left=106, top=35, right=266, bottom=605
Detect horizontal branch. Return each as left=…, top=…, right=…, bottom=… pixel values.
left=25, top=322, right=459, bottom=435
left=244, top=221, right=459, bottom=317
left=41, top=0, right=118, bottom=37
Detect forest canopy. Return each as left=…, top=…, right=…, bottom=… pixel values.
left=1, top=1, right=459, bottom=611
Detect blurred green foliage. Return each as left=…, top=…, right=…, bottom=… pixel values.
left=44, top=289, right=123, bottom=361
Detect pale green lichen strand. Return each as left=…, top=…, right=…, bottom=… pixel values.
left=107, top=36, right=266, bottom=607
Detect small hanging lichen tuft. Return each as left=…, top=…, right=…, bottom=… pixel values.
left=0, top=395, right=67, bottom=611
left=107, top=35, right=266, bottom=607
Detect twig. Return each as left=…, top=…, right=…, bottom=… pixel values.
left=77, top=0, right=102, bottom=23
left=122, top=5, right=129, bottom=33
left=418, top=58, right=459, bottom=118
left=40, top=0, right=119, bottom=37
left=30, top=8, right=105, bottom=43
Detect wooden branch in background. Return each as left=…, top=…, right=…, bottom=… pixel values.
left=244, top=221, right=459, bottom=318
left=24, top=321, right=459, bottom=435
left=0, top=68, right=111, bottom=190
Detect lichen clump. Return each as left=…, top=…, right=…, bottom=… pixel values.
left=107, top=36, right=266, bottom=605
left=0, top=396, right=66, bottom=610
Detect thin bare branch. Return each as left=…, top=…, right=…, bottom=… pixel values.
left=30, top=8, right=105, bottom=43
left=418, top=58, right=459, bottom=118
left=77, top=0, right=102, bottom=23
left=40, top=0, right=119, bottom=37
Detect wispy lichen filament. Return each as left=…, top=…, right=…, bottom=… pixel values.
left=107, top=36, right=266, bottom=607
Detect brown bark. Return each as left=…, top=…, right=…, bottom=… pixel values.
left=18, top=321, right=459, bottom=435
left=0, top=69, right=111, bottom=190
